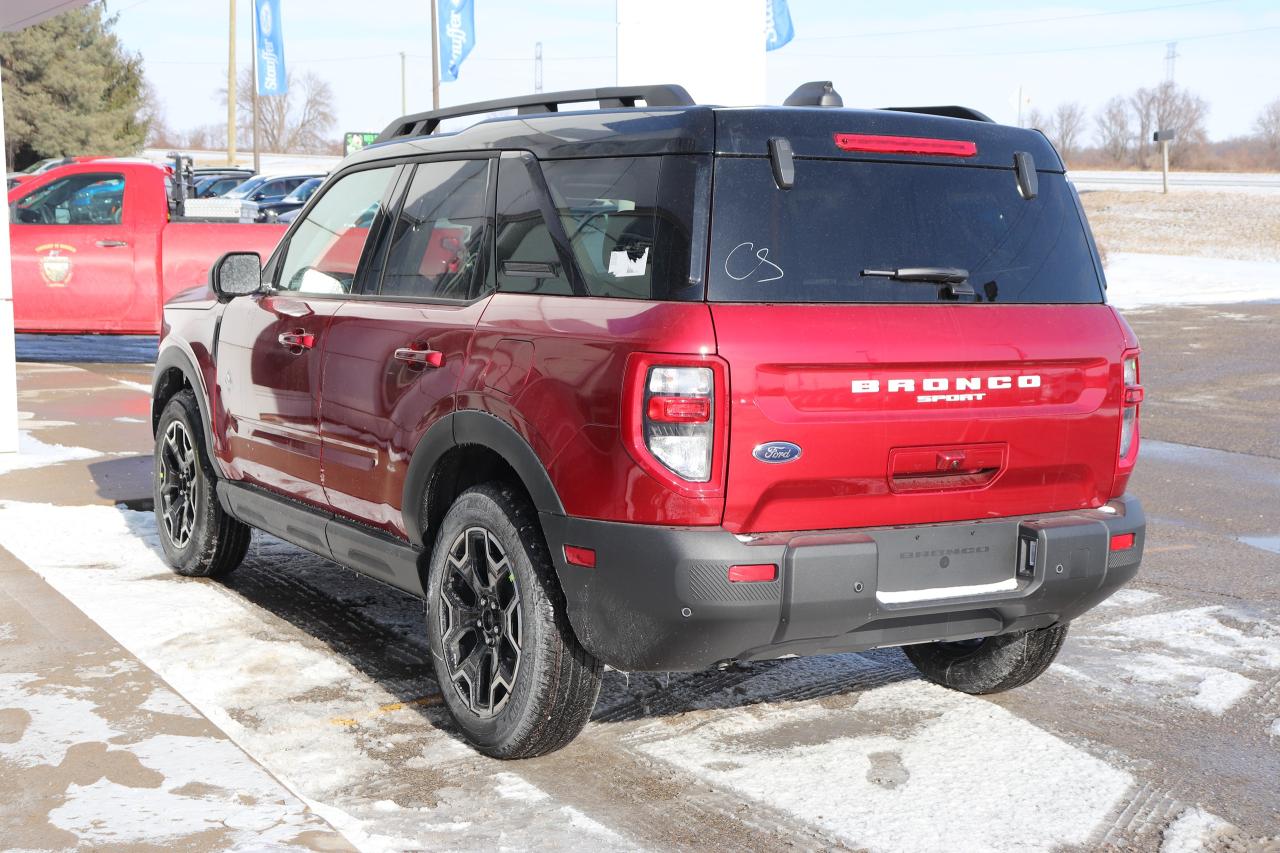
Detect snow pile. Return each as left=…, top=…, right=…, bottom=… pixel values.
left=639, top=680, right=1132, bottom=853
left=1160, top=807, right=1235, bottom=853
left=1104, top=253, right=1279, bottom=310
left=0, top=431, right=100, bottom=475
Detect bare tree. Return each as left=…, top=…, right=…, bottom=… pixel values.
left=1095, top=96, right=1132, bottom=164
left=226, top=67, right=337, bottom=154
left=1130, top=81, right=1209, bottom=168
left=1256, top=97, right=1280, bottom=153
left=1048, top=101, right=1088, bottom=161
left=1022, top=107, right=1048, bottom=131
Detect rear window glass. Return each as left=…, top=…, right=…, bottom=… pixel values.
left=707, top=158, right=1103, bottom=304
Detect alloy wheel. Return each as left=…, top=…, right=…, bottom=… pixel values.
left=438, top=526, right=522, bottom=717
left=159, top=420, right=199, bottom=549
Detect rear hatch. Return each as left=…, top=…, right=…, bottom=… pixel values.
left=708, top=111, right=1126, bottom=534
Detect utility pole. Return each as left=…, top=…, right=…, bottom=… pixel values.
left=1017, top=84, right=1024, bottom=127
left=534, top=42, right=543, bottom=93
left=400, top=51, right=407, bottom=114
left=227, top=0, right=237, bottom=165
left=250, top=0, right=260, bottom=173
left=1164, top=41, right=1179, bottom=82
left=430, top=0, right=440, bottom=110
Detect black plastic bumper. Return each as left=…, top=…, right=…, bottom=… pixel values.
left=542, top=496, right=1145, bottom=671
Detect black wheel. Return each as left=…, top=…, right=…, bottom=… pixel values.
left=903, top=623, right=1070, bottom=694
left=426, top=483, right=602, bottom=759
left=153, top=390, right=250, bottom=578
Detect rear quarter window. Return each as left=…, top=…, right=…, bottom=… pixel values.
left=708, top=158, right=1104, bottom=304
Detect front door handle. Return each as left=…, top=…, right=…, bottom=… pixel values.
left=394, top=347, right=444, bottom=368
left=278, top=330, right=315, bottom=351
left=95, top=239, right=129, bottom=248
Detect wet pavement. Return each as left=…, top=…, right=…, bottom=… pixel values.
left=0, top=305, right=1278, bottom=851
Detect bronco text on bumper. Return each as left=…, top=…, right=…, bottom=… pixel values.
left=152, top=82, right=1146, bottom=758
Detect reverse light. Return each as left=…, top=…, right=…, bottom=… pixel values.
left=645, top=366, right=715, bottom=482
left=834, top=132, right=977, bottom=158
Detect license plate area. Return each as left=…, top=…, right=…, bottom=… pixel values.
left=872, top=521, right=1020, bottom=604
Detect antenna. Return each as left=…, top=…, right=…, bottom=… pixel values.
left=534, top=42, right=543, bottom=93
left=1164, top=41, right=1179, bottom=82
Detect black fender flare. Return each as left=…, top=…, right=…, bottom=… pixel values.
left=401, top=410, right=566, bottom=549
left=152, top=345, right=218, bottom=465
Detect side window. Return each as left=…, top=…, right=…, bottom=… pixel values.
left=276, top=167, right=395, bottom=295
left=11, top=173, right=126, bottom=225
left=379, top=159, right=490, bottom=300
left=494, top=158, right=573, bottom=296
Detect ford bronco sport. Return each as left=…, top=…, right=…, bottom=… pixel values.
left=151, top=83, right=1145, bottom=758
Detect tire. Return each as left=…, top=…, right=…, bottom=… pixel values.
left=903, top=623, right=1070, bottom=695
left=426, top=482, right=602, bottom=759
left=153, top=390, right=250, bottom=578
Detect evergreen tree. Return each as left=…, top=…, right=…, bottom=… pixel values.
left=0, top=4, right=148, bottom=170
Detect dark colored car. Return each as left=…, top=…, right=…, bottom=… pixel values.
left=194, top=174, right=253, bottom=198
left=152, top=83, right=1145, bottom=759
left=224, top=173, right=323, bottom=206
left=254, top=177, right=323, bottom=222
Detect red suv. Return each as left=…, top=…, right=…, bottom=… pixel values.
left=151, top=83, right=1145, bottom=758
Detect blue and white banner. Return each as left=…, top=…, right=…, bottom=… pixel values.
left=438, top=0, right=475, bottom=83
left=765, top=0, right=794, bottom=51
left=255, top=0, right=288, bottom=96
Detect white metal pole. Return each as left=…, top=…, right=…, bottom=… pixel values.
left=1161, top=139, right=1170, bottom=194
left=0, top=65, right=19, bottom=455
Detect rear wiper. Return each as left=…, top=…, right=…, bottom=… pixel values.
left=860, top=267, right=975, bottom=297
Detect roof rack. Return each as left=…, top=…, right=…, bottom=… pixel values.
left=374, top=84, right=696, bottom=143
left=882, top=105, right=994, bottom=123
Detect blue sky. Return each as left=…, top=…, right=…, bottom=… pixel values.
left=111, top=0, right=1280, bottom=142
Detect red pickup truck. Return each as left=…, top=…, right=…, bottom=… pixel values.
left=8, top=159, right=285, bottom=335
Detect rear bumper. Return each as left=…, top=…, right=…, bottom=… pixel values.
left=542, top=495, right=1144, bottom=671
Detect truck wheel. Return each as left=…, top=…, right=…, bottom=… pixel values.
left=426, top=483, right=602, bottom=759
left=903, top=623, right=1069, bottom=694
left=153, top=390, right=250, bottom=578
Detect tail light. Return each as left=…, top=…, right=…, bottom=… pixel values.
left=1112, top=350, right=1142, bottom=496
left=623, top=354, right=728, bottom=495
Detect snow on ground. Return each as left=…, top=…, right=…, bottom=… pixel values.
left=0, top=431, right=100, bottom=475
left=1104, top=252, right=1278, bottom=310
left=1160, top=807, right=1236, bottom=853
left=1070, top=604, right=1280, bottom=717
left=0, top=673, right=326, bottom=848
left=639, top=681, right=1132, bottom=853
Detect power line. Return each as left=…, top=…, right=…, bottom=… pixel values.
left=790, top=0, right=1234, bottom=42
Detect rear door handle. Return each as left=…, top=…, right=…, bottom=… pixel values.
left=278, top=331, right=315, bottom=351
left=394, top=347, right=444, bottom=368
left=95, top=239, right=129, bottom=248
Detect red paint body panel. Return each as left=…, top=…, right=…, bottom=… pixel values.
left=465, top=294, right=722, bottom=525
left=9, top=161, right=283, bottom=335
left=710, top=303, right=1129, bottom=533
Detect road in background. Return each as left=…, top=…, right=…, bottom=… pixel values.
left=1071, top=170, right=1280, bottom=194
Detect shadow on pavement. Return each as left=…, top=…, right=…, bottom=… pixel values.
left=88, top=456, right=155, bottom=506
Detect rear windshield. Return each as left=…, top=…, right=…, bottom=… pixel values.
left=708, top=158, right=1103, bottom=304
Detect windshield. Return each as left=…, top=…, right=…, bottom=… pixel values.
left=708, top=158, right=1104, bottom=304
left=284, top=179, right=322, bottom=203
left=224, top=176, right=266, bottom=199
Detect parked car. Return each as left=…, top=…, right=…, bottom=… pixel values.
left=254, top=177, right=323, bottom=222
left=9, top=159, right=285, bottom=334
left=152, top=83, right=1146, bottom=760
left=194, top=174, right=253, bottom=198
left=224, top=173, right=323, bottom=206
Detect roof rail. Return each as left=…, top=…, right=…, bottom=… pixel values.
left=374, top=84, right=696, bottom=143
left=882, top=105, right=995, bottom=123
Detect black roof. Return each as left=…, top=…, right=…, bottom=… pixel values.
left=345, top=84, right=1063, bottom=172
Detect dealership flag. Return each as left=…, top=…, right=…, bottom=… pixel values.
left=438, top=0, right=476, bottom=83
left=765, top=0, right=794, bottom=51
left=254, top=0, right=288, bottom=95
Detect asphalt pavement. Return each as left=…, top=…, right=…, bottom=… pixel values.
left=0, top=305, right=1278, bottom=851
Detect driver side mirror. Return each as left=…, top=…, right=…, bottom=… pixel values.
left=211, top=252, right=264, bottom=301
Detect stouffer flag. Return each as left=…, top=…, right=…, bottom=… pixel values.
left=439, top=0, right=476, bottom=83
left=255, top=0, right=288, bottom=96
left=766, top=0, right=794, bottom=51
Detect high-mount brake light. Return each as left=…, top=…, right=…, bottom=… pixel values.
left=834, top=133, right=978, bottom=157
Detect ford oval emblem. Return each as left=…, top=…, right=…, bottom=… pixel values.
left=753, top=441, right=802, bottom=464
